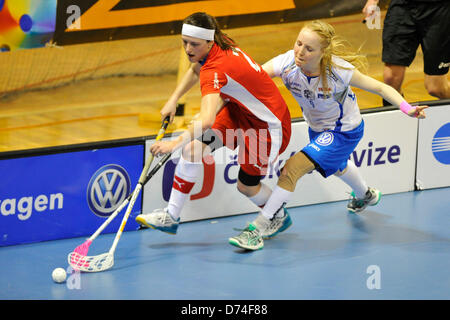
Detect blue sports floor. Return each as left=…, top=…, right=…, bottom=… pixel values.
left=0, top=187, right=449, bottom=300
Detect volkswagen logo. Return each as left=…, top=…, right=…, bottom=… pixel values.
left=87, top=164, right=131, bottom=217
left=432, top=122, right=450, bottom=165
left=316, top=132, right=334, bottom=146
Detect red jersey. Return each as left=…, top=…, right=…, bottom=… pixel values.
left=200, top=44, right=290, bottom=130
left=199, top=43, right=291, bottom=175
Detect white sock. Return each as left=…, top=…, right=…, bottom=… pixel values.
left=338, top=161, right=368, bottom=199
left=252, top=213, right=271, bottom=231
left=167, top=156, right=202, bottom=220
left=248, top=183, right=272, bottom=208
left=260, top=185, right=293, bottom=220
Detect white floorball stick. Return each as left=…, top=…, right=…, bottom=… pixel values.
left=68, top=117, right=171, bottom=272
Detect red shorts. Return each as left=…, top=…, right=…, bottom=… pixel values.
left=211, top=102, right=291, bottom=176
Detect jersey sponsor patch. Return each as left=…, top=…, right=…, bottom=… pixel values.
left=315, top=132, right=334, bottom=146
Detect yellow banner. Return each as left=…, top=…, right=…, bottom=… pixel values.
left=66, top=0, right=296, bottom=31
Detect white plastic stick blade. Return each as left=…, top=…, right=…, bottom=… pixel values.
left=68, top=251, right=114, bottom=272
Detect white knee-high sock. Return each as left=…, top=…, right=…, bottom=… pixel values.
left=247, top=183, right=272, bottom=208
left=338, top=161, right=368, bottom=199
left=260, top=185, right=293, bottom=220
left=167, top=156, right=202, bottom=220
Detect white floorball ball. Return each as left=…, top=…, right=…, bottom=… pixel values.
left=52, top=267, right=67, bottom=283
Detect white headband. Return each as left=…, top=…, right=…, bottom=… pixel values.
left=181, top=23, right=215, bottom=41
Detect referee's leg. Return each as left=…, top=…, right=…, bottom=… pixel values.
left=424, top=74, right=450, bottom=99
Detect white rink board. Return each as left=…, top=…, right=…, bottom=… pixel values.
left=416, top=104, right=450, bottom=190
left=143, top=110, right=418, bottom=222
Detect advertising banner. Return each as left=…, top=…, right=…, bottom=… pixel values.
left=53, top=0, right=368, bottom=45
left=0, top=144, right=143, bottom=246
left=1, top=0, right=387, bottom=49
left=142, top=110, right=418, bottom=222
left=0, top=0, right=57, bottom=51
left=416, top=105, right=450, bottom=190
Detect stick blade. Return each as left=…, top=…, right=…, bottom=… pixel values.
left=68, top=251, right=114, bottom=272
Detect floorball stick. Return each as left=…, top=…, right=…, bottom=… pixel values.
left=68, top=117, right=170, bottom=272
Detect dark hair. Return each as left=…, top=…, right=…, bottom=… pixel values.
left=183, top=12, right=236, bottom=50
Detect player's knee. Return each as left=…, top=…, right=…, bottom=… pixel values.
left=383, top=72, right=395, bottom=84
left=425, top=83, right=447, bottom=98
left=236, top=180, right=253, bottom=196
left=424, top=76, right=450, bottom=99
left=236, top=168, right=262, bottom=196
left=277, top=152, right=315, bottom=192
left=236, top=180, right=245, bottom=194
left=383, top=65, right=405, bottom=91
left=277, top=167, right=297, bottom=192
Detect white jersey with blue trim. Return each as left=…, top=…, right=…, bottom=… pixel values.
left=272, top=50, right=362, bottom=132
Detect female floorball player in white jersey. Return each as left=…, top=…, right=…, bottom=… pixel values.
left=229, top=20, right=428, bottom=250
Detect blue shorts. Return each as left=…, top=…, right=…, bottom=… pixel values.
left=302, top=120, right=364, bottom=178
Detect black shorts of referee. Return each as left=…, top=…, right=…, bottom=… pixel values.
left=382, top=0, right=450, bottom=76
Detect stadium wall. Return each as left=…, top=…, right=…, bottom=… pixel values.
left=142, top=101, right=450, bottom=221
left=1, top=102, right=448, bottom=247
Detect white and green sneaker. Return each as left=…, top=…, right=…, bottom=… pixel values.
left=261, top=208, right=292, bottom=240
left=228, top=223, right=264, bottom=251
left=347, top=187, right=382, bottom=213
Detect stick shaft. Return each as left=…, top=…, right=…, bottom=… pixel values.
left=88, top=197, right=130, bottom=241
left=142, top=153, right=172, bottom=185
left=107, top=116, right=170, bottom=253
left=109, top=183, right=142, bottom=253
left=92, top=117, right=170, bottom=240
left=138, top=117, right=169, bottom=184
left=90, top=153, right=172, bottom=242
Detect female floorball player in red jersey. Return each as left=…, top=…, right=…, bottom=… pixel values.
left=135, top=12, right=292, bottom=241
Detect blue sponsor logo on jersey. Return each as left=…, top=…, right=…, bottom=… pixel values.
left=316, top=132, right=334, bottom=146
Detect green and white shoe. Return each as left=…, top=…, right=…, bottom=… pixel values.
left=261, top=208, right=292, bottom=240
left=228, top=223, right=264, bottom=251
left=347, top=187, right=382, bottom=213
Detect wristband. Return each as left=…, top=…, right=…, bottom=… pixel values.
left=400, top=101, right=415, bottom=116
